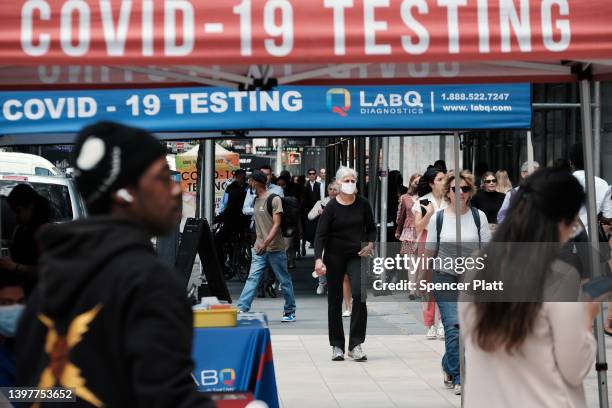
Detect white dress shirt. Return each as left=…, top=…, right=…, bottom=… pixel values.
left=572, top=170, right=609, bottom=229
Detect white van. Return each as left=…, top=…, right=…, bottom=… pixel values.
left=0, top=152, right=60, bottom=176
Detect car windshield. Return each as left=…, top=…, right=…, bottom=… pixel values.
left=1, top=181, right=73, bottom=244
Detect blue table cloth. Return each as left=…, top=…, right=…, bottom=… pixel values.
left=192, top=313, right=278, bottom=408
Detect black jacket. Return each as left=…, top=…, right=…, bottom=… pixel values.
left=304, top=181, right=322, bottom=211
left=16, top=217, right=214, bottom=408
left=218, top=181, right=249, bottom=230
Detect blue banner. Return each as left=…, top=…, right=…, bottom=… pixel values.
left=0, top=84, right=530, bottom=134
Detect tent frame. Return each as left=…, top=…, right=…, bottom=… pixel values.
left=0, top=62, right=608, bottom=408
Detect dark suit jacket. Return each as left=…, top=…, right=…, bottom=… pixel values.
left=304, top=181, right=322, bottom=211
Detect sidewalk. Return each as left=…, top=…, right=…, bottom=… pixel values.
left=226, top=253, right=612, bottom=408
left=273, top=333, right=459, bottom=408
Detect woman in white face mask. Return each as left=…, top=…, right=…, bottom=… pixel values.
left=0, top=276, right=25, bottom=387
left=313, top=167, right=376, bottom=362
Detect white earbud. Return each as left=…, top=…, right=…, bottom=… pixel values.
left=116, top=189, right=134, bottom=203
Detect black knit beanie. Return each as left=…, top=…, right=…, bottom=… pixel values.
left=71, top=121, right=166, bottom=208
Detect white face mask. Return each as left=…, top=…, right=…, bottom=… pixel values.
left=341, top=182, right=356, bottom=195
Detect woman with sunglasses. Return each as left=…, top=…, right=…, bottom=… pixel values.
left=314, top=167, right=376, bottom=362
left=424, top=171, right=491, bottom=395
left=459, top=168, right=599, bottom=408
left=471, top=171, right=506, bottom=231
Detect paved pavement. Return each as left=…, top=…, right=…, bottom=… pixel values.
left=225, top=251, right=612, bottom=408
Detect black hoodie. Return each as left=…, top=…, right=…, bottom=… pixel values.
left=16, top=217, right=214, bottom=408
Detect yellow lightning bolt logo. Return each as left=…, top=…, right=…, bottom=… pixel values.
left=35, top=304, right=104, bottom=407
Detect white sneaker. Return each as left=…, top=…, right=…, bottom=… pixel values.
left=453, top=384, right=462, bottom=395
left=437, top=323, right=445, bottom=340
left=342, top=310, right=351, bottom=318
left=316, top=284, right=326, bottom=295
left=426, top=325, right=437, bottom=339
left=331, top=347, right=344, bottom=361
left=348, top=344, right=367, bottom=361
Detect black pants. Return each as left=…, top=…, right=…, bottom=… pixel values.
left=325, top=254, right=367, bottom=352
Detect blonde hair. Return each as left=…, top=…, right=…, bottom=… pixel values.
left=443, top=171, right=476, bottom=202
left=495, top=170, right=513, bottom=193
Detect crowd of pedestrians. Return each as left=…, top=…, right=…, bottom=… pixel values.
left=1, top=121, right=612, bottom=408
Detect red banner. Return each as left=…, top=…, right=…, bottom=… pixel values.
left=1, top=0, right=611, bottom=65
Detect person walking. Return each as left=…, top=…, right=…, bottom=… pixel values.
left=276, top=174, right=301, bottom=270
left=303, top=168, right=322, bottom=253
left=569, top=143, right=609, bottom=231
left=237, top=170, right=297, bottom=322
left=396, top=173, right=421, bottom=251
left=16, top=122, right=214, bottom=407
left=243, top=165, right=284, bottom=298
left=215, top=169, right=250, bottom=274
left=0, top=184, right=52, bottom=296
left=459, top=167, right=597, bottom=408
left=494, top=170, right=513, bottom=194
left=318, top=168, right=327, bottom=199
left=413, top=167, right=447, bottom=340
left=0, top=274, right=25, bottom=387
left=309, top=182, right=352, bottom=316
left=497, top=161, right=540, bottom=224
left=387, top=170, right=408, bottom=243
left=424, top=171, right=491, bottom=395
left=471, top=171, right=506, bottom=231
left=395, top=173, right=421, bottom=296
left=314, top=167, right=376, bottom=362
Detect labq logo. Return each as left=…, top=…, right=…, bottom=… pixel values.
left=194, top=368, right=237, bottom=387
left=220, top=368, right=236, bottom=386
left=326, top=88, right=351, bottom=117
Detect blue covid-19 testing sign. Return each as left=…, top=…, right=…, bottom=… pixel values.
left=0, top=83, right=531, bottom=135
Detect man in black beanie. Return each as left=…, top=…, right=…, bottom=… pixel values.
left=16, top=122, right=214, bottom=407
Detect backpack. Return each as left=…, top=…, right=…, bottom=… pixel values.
left=435, top=206, right=482, bottom=255
left=266, top=194, right=301, bottom=238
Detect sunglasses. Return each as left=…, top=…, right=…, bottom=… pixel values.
left=485, top=179, right=497, bottom=184
left=308, top=172, right=316, bottom=175
left=451, top=186, right=471, bottom=193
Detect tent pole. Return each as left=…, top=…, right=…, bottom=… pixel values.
left=593, top=81, right=601, bottom=177
left=357, top=138, right=366, bottom=195
left=579, top=78, right=609, bottom=408
left=527, top=131, right=534, bottom=173
left=368, top=137, right=377, bottom=209
left=454, top=132, right=462, bottom=242
left=439, top=135, right=446, bottom=162
left=454, top=131, right=465, bottom=407
left=380, top=136, right=389, bottom=262
left=203, top=140, right=215, bottom=223
left=196, top=141, right=205, bottom=219
left=472, top=135, right=476, bottom=175
left=275, top=138, right=283, bottom=176
left=399, top=136, right=404, bottom=178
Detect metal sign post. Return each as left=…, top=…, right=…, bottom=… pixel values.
left=579, top=78, right=609, bottom=408
left=380, top=136, right=389, bottom=263
left=454, top=131, right=464, bottom=407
